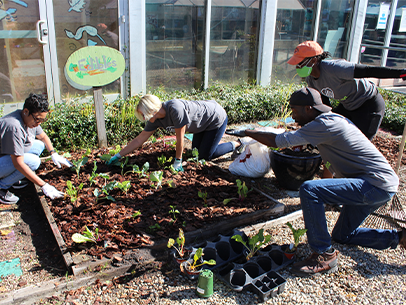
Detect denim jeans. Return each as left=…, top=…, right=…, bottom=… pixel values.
left=300, top=178, right=399, bottom=253
left=192, top=117, right=234, bottom=160
left=0, top=140, right=44, bottom=189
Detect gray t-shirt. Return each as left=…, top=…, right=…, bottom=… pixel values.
left=275, top=113, right=399, bottom=193
left=0, top=110, right=43, bottom=157
left=144, top=99, right=227, bottom=133
left=306, top=60, right=377, bottom=111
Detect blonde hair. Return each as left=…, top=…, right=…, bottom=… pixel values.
left=135, top=94, right=162, bottom=121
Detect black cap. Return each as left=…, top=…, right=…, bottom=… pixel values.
left=289, top=87, right=332, bottom=113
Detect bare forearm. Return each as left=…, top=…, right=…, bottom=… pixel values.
left=245, top=130, right=278, bottom=148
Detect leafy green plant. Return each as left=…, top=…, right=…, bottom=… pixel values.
left=93, top=181, right=117, bottom=203
left=169, top=205, right=180, bottom=221
left=157, top=155, right=173, bottom=168
left=167, top=228, right=187, bottom=258
left=286, top=222, right=307, bottom=252
left=149, top=171, right=164, bottom=189
left=88, top=161, right=98, bottom=186
left=187, top=147, right=206, bottom=165
left=116, top=181, right=131, bottom=194
left=236, top=179, right=252, bottom=201
left=120, top=157, right=129, bottom=175
left=148, top=223, right=161, bottom=232
left=181, top=247, right=216, bottom=272
left=65, top=181, right=84, bottom=203
left=198, top=191, right=208, bottom=206
left=71, top=156, right=88, bottom=176
left=72, top=226, right=100, bottom=243
left=131, top=211, right=141, bottom=218
left=232, top=229, right=272, bottom=260
left=124, top=162, right=150, bottom=177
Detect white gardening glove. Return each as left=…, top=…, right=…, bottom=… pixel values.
left=41, top=183, right=64, bottom=199
left=173, top=158, right=184, bottom=172
left=52, top=153, right=73, bottom=168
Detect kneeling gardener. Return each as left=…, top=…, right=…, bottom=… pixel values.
left=0, top=93, right=72, bottom=204
left=228, top=87, right=404, bottom=276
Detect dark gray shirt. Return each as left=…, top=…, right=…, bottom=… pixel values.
left=144, top=99, right=227, bottom=133
left=306, top=60, right=377, bottom=111
left=0, top=110, right=43, bottom=156
left=275, top=113, right=399, bottom=193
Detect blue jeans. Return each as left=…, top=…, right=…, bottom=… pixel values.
left=192, top=117, right=234, bottom=160
left=0, top=140, right=44, bottom=189
left=300, top=178, right=399, bottom=253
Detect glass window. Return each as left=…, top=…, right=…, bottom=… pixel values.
left=52, top=1, right=120, bottom=99
left=208, top=1, right=260, bottom=85
left=146, top=1, right=204, bottom=91
left=272, top=0, right=317, bottom=84
left=0, top=0, right=46, bottom=103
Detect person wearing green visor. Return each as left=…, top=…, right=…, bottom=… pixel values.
left=288, top=40, right=406, bottom=140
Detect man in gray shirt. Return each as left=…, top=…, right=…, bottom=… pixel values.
left=227, top=87, right=404, bottom=276
left=0, top=94, right=72, bottom=204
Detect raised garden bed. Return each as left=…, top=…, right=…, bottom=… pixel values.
left=36, top=139, right=284, bottom=270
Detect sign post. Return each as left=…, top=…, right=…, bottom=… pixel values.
left=65, top=46, right=125, bottom=148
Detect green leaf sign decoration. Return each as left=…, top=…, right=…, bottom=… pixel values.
left=65, top=46, right=125, bottom=89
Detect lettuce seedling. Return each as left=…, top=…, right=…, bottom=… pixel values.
left=286, top=222, right=307, bottom=251
left=157, top=155, right=173, bottom=168
left=232, top=229, right=272, bottom=260
left=72, top=226, right=100, bottom=243
left=65, top=181, right=84, bottom=203
left=181, top=248, right=216, bottom=272
left=71, top=156, right=88, bottom=177
left=187, top=147, right=206, bottom=165
left=236, top=179, right=252, bottom=201
left=149, top=171, right=164, bottom=189
left=116, top=181, right=131, bottom=194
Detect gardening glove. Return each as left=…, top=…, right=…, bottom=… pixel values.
left=51, top=152, right=72, bottom=168
left=107, top=153, right=121, bottom=166
left=41, top=183, right=64, bottom=200
left=401, top=69, right=406, bottom=80
left=173, top=158, right=184, bottom=172
left=225, top=129, right=247, bottom=137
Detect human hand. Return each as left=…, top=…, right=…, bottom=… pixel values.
left=225, top=129, right=247, bottom=137
left=41, top=183, right=64, bottom=199
left=173, top=158, right=184, bottom=172
left=107, top=153, right=121, bottom=166
left=51, top=153, right=72, bottom=168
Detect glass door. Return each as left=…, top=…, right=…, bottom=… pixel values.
left=0, top=0, right=50, bottom=104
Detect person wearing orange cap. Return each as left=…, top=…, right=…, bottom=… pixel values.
left=287, top=40, right=406, bottom=140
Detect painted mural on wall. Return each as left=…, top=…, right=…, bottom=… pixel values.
left=0, top=0, right=27, bottom=22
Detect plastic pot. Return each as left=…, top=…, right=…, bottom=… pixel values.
left=270, top=150, right=322, bottom=191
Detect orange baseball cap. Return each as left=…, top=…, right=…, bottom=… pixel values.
left=287, top=41, right=324, bottom=65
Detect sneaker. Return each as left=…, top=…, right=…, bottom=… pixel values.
left=230, top=139, right=247, bottom=160
left=290, top=248, right=339, bottom=277
left=0, top=189, right=19, bottom=204
left=399, top=228, right=406, bottom=250
left=12, top=179, right=30, bottom=189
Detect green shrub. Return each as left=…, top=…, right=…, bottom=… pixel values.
left=41, top=82, right=405, bottom=151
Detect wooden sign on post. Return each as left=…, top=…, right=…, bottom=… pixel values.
left=65, top=46, right=125, bottom=148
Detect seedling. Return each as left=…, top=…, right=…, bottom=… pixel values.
left=116, top=180, right=131, bottom=194
left=93, top=181, right=117, bottom=202
left=187, top=147, right=206, bottom=165
left=124, top=162, right=149, bottom=177
left=157, top=155, right=173, bottom=168
left=131, top=211, right=141, bottom=218
left=88, top=161, right=98, bottom=186
left=169, top=205, right=180, bottom=221
left=198, top=191, right=208, bottom=206
left=65, top=181, right=84, bottom=203
left=232, top=229, right=272, bottom=260
left=149, top=171, right=164, bottom=189
left=181, top=248, right=216, bottom=272
left=286, top=222, right=307, bottom=252
left=236, top=179, right=252, bottom=201
left=72, top=226, right=100, bottom=243
left=167, top=228, right=187, bottom=258
left=148, top=223, right=161, bottom=232
left=71, top=156, right=88, bottom=176
left=120, top=157, right=129, bottom=175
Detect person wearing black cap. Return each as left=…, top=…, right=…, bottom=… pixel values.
left=226, top=87, right=404, bottom=277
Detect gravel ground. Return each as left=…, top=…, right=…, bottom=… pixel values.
left=1, top=127, right=405, bottom=305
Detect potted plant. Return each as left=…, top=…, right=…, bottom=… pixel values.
left=231, top=229, right=272, bottom=261
left=180, top=247, right=216, bottom=278
left=283, top=222, right=308, bottom=259
left=167, top=228, right=191, bottom=264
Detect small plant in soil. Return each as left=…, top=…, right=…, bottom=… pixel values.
left=149, top=171, right=164, bottom=188
left=148, top=223, right=161, bottom=233
left=180, top=247, right=216, bottom=272
left=232, top=229, right=272, bottom=260
left=131, top=211, right=141, bottom=218
left=157, top=154, right=173, bottom=168
left=124, top=162, right=150, bottom=177
left=116, top=180, right=131, bottom=194
left=285, top=222, right=307, bottom=252
left=169, top=205, right=180, bottom=222
left=120, top=157, right=129, bottom=175
left=71, top=156, right=88, bottom=177
left=198, top=191, right=208, bottom=206
left=72, top=226, right=100, bottom=244
left=223, top=179, right=253, bottom=205
left=167, top=228, right=187, bottom=258
left=187, top=147, right=206, bottom=165
left=93, top=181, right=117, bottom=202
left=65, top=181, right=84, bottom=203
left=88, top=161, right=98, bottom=186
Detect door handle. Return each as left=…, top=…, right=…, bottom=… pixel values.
left=36, top=20, right=48, bottom=44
